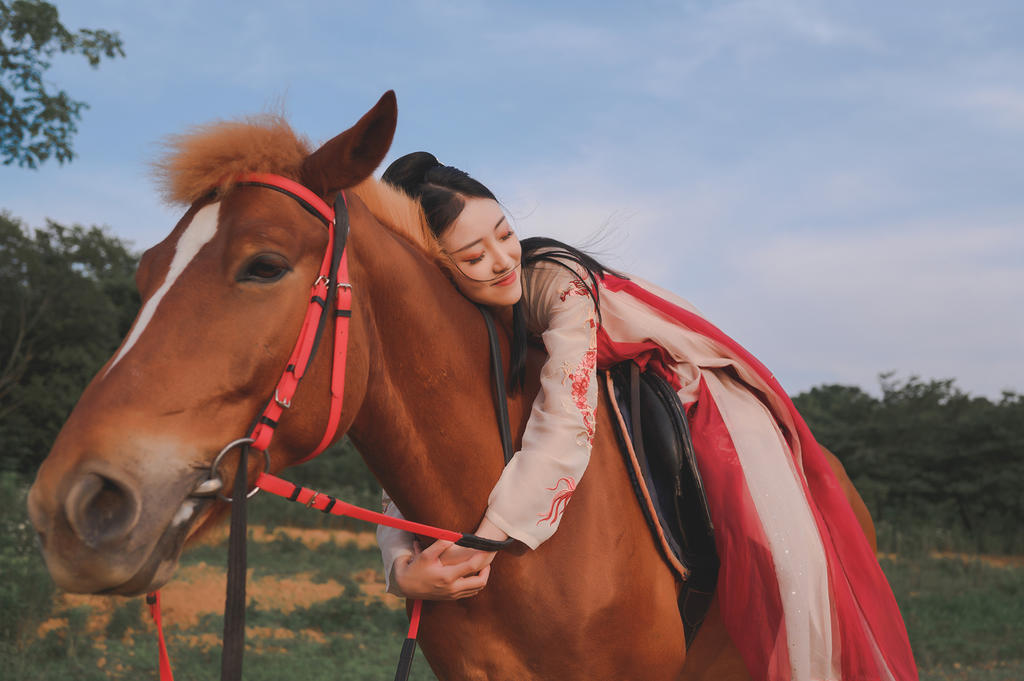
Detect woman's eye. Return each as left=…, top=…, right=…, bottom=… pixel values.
left=465, top=254, right=485, bottom=265
left=240, top=256, right=289, bottom=282
left=500, top=230, right=514, bottom=241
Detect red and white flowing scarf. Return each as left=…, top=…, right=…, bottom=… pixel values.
left=596, top=274, right=917, bottom=681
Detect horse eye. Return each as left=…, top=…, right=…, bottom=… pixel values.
left=240, top=255, right=290, bottom=282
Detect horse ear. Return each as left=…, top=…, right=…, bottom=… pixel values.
left=301, top=90, right=397, bottom=195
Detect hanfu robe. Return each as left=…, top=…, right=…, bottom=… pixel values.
left=378, top=256, right=918, bottom=681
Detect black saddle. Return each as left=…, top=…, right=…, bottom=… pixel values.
left=606, top=361, right=719, bottom=648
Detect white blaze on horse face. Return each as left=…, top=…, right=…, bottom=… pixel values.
left=104, top=203, right=221, bottom=377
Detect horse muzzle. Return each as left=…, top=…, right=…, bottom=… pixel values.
left=27, top=456, right=218, bottom=595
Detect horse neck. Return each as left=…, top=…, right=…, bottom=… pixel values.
left=347, top=206, right=513, bottom=530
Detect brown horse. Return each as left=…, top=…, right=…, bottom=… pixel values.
left=27, top=91, right=875, bottom=681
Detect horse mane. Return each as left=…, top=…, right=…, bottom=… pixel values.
left=153, top=114, right=443, bottom=262
left=349, top=178, right=444, bottom=263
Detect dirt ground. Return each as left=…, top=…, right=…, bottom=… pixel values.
left=38, top=527, right=402, bottom=650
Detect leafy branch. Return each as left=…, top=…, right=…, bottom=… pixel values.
left=0, top=0, right=125, bottom=168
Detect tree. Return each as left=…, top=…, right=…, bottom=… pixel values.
left=0, top=212, right=139, bottom=474
left=0, top=0, right=124, bottom=168
left=794, top=376, right=1024, bottom=552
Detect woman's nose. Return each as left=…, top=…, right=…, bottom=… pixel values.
left=492, top=248, right=513, bottom=271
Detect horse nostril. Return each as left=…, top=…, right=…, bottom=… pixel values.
left=64, top=472, right=142, bottom=549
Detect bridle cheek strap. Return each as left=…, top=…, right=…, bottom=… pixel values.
left=232, top=173, right=351, bottom=458
left=305, top=206, right=352, bottom=462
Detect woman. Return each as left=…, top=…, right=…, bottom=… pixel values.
left=376, top=152, right=916, bottom=681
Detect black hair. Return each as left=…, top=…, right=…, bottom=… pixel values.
left=381, top=151, right=496, bottom=237
left=381, top=153, right=625, bottom=394
left=508, top=237, right=625, bottom=393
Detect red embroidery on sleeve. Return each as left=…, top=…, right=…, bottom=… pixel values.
left=562, top=348, right=597, bottom=445
left=559, top=279, right=590, bottom=301
left=537, top=477, right=576, bottom=525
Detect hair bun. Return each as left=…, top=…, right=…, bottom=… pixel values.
left=381, top=151, right=443, bottom=198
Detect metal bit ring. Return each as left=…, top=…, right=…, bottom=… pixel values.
left=209, top=438, right=271, bottom=502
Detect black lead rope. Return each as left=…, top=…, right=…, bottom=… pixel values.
left=221, top=447, right=249, bottom=681
left=219, top=191, right=347, bottom=681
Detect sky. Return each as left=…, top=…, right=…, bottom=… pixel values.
left=2, top=0, right=1022, bottom=399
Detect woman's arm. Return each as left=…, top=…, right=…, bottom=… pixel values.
left=376, top=263, right=599, bottom=591
left=484, top=264, right=599, bottom=548
left=376, top=491, right=415, bottom=594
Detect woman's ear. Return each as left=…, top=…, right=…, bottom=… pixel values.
left=300, top=90, right=398, bottom=196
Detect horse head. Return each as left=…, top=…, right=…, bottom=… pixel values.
left=27, top=92, right=398, bottom=596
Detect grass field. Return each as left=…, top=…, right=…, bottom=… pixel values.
left=3, top=472, right=1021, bottom=680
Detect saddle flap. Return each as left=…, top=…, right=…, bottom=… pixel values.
left=605, top=362, right=720, bottom=647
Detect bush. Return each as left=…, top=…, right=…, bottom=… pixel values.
left=0, top=472, right=56, bottom=647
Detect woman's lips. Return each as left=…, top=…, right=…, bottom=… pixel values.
left=493, top=270, right=518, bottom=287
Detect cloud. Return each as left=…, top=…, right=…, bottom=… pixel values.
left=492, top=144, right=1023, bottom=400
left=487, top=21, right=616, bottom=59
left=763, top=0, right=881, bottom=49
left=624, top=0, right=882, bottom=99
left=493, top=155, right=680, bottom=281
left=711, top=215, right=1024, bottom=398
left=955, top=86, right=1024, bottom=132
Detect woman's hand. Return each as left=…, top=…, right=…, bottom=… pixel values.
left=436, top=515, right=508, bottom=567
left=393, top=539, right=492, bottom=600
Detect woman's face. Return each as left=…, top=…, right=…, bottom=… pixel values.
left=439, top=197, right=523, bottom=307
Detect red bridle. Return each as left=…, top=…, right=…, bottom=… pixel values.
left=149, top=173, right=353, bottom=681
left=148, top=174, right=513, bottom=681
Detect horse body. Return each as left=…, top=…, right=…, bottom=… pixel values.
left=342, top=194, right=688, bottom=679
left=27, top=92, right=874, bottom=680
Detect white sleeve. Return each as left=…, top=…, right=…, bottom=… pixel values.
left=376, top=490, right=414, bottom=596
left=484, top=274, right=598, bottom=549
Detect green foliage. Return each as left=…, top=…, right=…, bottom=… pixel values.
left=0, top=212, right=139, bottom=474
left=794, top=375, right=1024, bottom=553
left=104, top=599, right=142, bottom=640
left=0, top=472, right=55, bottom=649
left=246, top=529, right=381, bottom=580
left=0, top=0, right=125, bottom=167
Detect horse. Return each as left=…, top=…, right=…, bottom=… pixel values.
left=27, top=91, right=877, bottom=681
